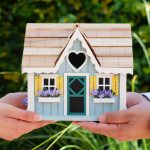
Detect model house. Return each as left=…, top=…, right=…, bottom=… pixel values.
left=22, top=23, right=133, bottom=121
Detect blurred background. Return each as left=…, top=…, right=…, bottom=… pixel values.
left=0, top=0, right=150, bottom=149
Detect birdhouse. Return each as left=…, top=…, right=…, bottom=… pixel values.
left=22, top=23, right=133, bottom=121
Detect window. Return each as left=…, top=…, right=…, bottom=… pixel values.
left=42, top=76, right=56, bottom=90
left=98, top=76, right=111, bottom=91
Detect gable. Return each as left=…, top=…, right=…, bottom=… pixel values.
left=57, top=38, right=97, bottom=75
left=54, top=28, right=100, bottom=73
left=22, top=23, right=133, bottom=74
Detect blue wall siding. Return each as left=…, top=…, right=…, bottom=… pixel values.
left=35, top=39, right=120, bottom=121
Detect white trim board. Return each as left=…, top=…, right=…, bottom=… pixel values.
left=64, top=73, right=89, bottom=116
left=93, top=98, right=115, bottom=103
left=27, top=73, right=35, bottom=111
left=38, top=97, right=60, bottom=102
left=119, top=74, right=127, bottom=110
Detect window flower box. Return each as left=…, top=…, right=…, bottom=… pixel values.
left=38, top=97, right=60, bottom=103
left=91, top=89, right=116, bottom=103
left=93, top=98, right=115, bottom=103
left=38, top=88, right=60, bottom=102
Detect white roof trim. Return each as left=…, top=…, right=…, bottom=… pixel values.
left=22, top=67, right=133, bottom=74
left=54, top=28, right=101, bottom=73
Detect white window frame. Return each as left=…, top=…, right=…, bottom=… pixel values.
left=40, top=74, right=57, bottom=90
left=96, top=74, right=113, bottom=91
left=94, top=74, right=115, bottom=103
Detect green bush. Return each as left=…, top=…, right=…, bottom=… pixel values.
left=0, top=0, right=150, bottom=149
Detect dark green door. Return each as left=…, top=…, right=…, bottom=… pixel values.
left=67, top=76, right=86, bottom=115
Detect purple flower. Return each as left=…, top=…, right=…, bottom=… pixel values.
left=48, top=89, right=52, bottom=95
left=38, top=90, right=45, bottom=96
left=50, top=89, right=55, bottom=97
left=38, top=88, right=60, bottom=97
left=92, top=89, right=99, bottom=96
left=92, top=89, right=114, bottom=98
left=55, top=89, right=60, bottom=96
left=22, top=97, right=28, bottom=106
left=98, top=93, right=105, bottom=98
left=101, top=89, right=107, bottom=95
left=105, top=90, right=113, bottom=98
left=44, top=90, right=50, bottom=97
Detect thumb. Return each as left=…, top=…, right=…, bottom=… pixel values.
left=0, top=103, right=41, bottom=122
left=99, top=110, right=129, bottom=124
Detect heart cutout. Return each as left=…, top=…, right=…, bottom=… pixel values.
left=68, top=52, right=86, bottom=70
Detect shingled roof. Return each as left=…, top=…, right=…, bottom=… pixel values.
left=22, top=23, right=133, bottom=74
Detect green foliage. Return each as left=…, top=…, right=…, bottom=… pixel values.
left=0, top=0, right=150, bottom=149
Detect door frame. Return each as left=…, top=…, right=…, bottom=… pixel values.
left=64, top=73, right=89, bottom=116
left=67, top=76, right=86, bottom=115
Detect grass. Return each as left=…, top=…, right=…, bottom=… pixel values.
left=27, top=1, right=150, bottom=149
left=24, top=1, right=150, bottom=149
left=0, top=0, right=150, bottom=149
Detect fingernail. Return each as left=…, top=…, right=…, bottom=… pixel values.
left=34, top=114, right=41, bottom=121
left=99, top=115, right=105, bottom=123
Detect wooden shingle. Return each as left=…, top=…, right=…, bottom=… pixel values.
left=87, top=38, right=132, bottom=47
left=22, top=23, right=133, bottom=70
left=23, top=48, right=62, bottom=55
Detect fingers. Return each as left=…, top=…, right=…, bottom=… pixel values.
left=16, top=120, right=55, bottom=139
left=1, top=117, right=55, bottom=141
left=126, top=92, right=143, bottom=108
left=74, top=121, right=131, bottom=141
left=0, top=103, right=41, bottom=122
left=74, top=121, right=118, bottom=137
left=0, top=92, right=27, bottom=109
left=19, top=120, right=55, bottom=133
left=99, top=110, right=129, bottom=124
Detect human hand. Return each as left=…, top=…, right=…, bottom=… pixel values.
left=0, top=92, right=28, bottom=109
left=74, top=92, right=150, bottom=141
left=0, top=93, right=54, bottom=141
